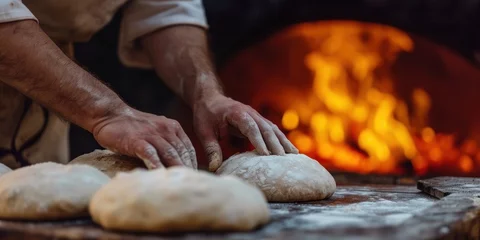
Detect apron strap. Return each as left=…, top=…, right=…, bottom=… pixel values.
left=0, top=99, right=50, bottom=167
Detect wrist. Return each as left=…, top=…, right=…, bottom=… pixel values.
left=86, top=98, right=132, bottom=135
left=192, top=88, right=226, bottom=112
left=187, top=73, right=224, bottom=108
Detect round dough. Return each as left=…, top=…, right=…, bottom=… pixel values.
left=0, top=163, right=12, bottom=176
left=90, top=167, right=270, bottom=233
left=216, top=151, right=336, bottom=202
left=0, top=162, right=110, bottom=220
left=69, top=149, right=146, bottom=178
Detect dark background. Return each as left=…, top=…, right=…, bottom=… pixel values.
left=70, top=0, right=480, bottom=159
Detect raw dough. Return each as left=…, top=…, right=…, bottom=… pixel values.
left=0, top=163, right=11, bottom=176
left=0, top=162, right=110, bottom=220
left=69, top=149, right=146, bottom=178
left=90, top=167, right=270, bottom=232
left=216, top=151, right=336, bottom=202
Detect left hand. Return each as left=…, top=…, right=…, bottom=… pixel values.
left=193, top=93, right=299, bottom=171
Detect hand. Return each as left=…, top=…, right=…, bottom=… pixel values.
left=193, top=93, right=299, bottom=171
left=91, top=107, right=197, bottom=169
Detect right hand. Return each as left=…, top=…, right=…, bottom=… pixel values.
left=91, top=107, right=197, bottom=169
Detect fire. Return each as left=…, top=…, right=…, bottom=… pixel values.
left=219, top=20, right=480, bottom=176
left=277, top=21, right=478, bottom=176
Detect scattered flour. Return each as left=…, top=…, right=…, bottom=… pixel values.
left=270, top=195, right=435, bottom=230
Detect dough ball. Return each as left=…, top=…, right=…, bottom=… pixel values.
left=90, top=167, right=270, bottom=233
left=216, top=151, right=336, bottom=202
left=69, top=149, right=146, bottom=178
left=0, top=163, right=12, bottom=176
left=0, top=162, right=110, bottom=220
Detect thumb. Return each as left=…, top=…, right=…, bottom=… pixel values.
left=198, top=131, right=223, bottom=172
left=205, top=140, right=223, bottom=172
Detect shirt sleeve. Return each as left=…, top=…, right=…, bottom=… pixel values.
left=0, top=0, right=37, bottom=23
left=119, top=0, right=208, bottom=69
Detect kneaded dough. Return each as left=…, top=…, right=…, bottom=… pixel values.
left=90, top=167, right=270, bottom=233
left=0, top=162, right=110, bottom=220
left=216, top=151, right=336, bottom=202
left=69, top=149, right=146, bottom=178
left=0, top=163, right=12, bottom=176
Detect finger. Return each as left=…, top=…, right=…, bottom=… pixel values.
left=228, top=112, right=269, bottom=155
left=196, top=127, right=223, bottom=172
left=274, top=125, right=299, bottom=154
left=133, top=140, right=165, bottom=169
left=166, top=134, right=194, bottom=169
left=176, top=130, right=198, bottom=169
left=148, top=137, right=184, bottom=167
left=250, top=113, right=285, bottom=155
left=265, top=119, right=299, bottom=154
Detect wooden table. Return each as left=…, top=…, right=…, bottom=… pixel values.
left=0, top=177, right=479, bottom=240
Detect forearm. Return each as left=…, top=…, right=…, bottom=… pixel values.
left=0, top=20, right=127, bottom=133
left=141, top=25, right=223, bottom=108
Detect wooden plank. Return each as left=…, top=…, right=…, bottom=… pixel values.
left=0, top=186, right=438, bottom=240
left=333, top=172, right=417, bottom=186
left=418, top=177, right=480, bottom=199
left=0, top=179, right=479, bottom=240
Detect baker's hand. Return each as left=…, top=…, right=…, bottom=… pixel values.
left=91, top=107, right=197, bottom=169
left=193, top=93, right=299, bottom=171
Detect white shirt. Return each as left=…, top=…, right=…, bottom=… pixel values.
left=0, top=0, right=208, bottom=68
left=0, top=0, right=36, bottom=22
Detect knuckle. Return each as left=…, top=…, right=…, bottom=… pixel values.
left=261, top=127, right=275, bottom=136
left=162, top=148, right=178, bottom=160
left=244, top=121, right=258, bottom=134
left=181, top=150, right=192, bottom=161
left=204, top=144, right=218, bottom=155
left=169, top=140, right=182, bottom=149
left=188, top=148, right=197, bottom=157
left=135, top=144, right=155, bottom=158
left=231, top=110, right=248, bottom=121
left=156, top=115, right=168, bottom=122
left=169, top=119, right=181, bottom=129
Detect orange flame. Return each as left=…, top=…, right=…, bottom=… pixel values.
left=283, top=22, right=420, bottom=174
left=220, top=20, right=480, bottom=176
left=277, top=22, right=480, bottom=176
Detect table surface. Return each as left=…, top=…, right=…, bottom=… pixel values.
left=1, top=177, right=480, bottom=240
left=3, top=182, right=475, bottom=240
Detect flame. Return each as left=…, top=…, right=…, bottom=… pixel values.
left=282, top=109, right=300, bottom=130
left=280, top=22, right=422, bottom=174
left=221, top=20, right=480, bottom=176
left=278, top=22, right=478, bottom=175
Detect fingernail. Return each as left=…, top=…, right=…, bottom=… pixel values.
left=143, top=160, right=157, bottom=169
left=208, top=152, right=222, bottom=172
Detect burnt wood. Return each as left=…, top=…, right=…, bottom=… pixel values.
left=0, top=178, right=479, bottom=240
